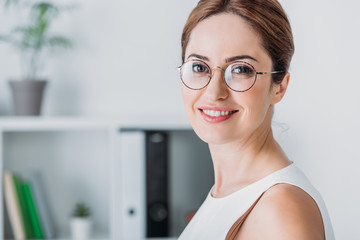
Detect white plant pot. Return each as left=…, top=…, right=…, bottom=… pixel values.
left=70, top=217, right=92, bottom=240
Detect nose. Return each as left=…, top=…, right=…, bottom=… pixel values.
left=204, top=67, right=229, bottom=101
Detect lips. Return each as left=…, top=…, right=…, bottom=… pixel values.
left=198, top=106, right=238, bottom=123
left=201, top=109, right=238, bottom=117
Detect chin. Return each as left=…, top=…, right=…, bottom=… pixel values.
left=191, top=121, right=239, bottom=145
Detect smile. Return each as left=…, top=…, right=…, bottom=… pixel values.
left=201, top=109, right=237, bottom=117
left=199, top=107, right=239, bottom=123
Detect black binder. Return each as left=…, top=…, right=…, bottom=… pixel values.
left=146, top=131, right=169, bottom=237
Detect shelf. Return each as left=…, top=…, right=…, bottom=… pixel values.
left=0, top=116, right=191, bottom=132
left=0, top=116, right=206, bottom=239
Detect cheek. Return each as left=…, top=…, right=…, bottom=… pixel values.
left=181, top=85, right=197, bottom=117
left=181, top=86, right=208, bottom=140
left=237, top=83, right=272, bottom=125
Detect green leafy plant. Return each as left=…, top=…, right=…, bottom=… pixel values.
left=0, top=0, right=72, bottom=80
left=72, top=202, right=91, bottom=218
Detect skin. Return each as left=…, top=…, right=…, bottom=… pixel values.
left=182, top=13, right=325, bottom=239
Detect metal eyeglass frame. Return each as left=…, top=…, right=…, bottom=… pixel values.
left=178, top=60, right=284, bottom=92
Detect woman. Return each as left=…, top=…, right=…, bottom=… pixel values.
left=178, top=0, right=335, bottom=239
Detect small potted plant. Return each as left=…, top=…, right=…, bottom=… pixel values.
left=70, top=202, right=92, bottom=240
left=0, top=0, right=72, bottom=115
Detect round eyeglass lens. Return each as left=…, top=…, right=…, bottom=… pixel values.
left=224, top=62, right=257, bottom=92
left=180, top=61, right=210, bottom=90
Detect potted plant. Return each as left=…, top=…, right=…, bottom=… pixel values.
left=0, top=0, right=72, bottom=116
left=70, top=202, right=92, bottom=240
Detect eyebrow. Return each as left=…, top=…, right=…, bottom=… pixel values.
left=186, top=53, right=258, bottom=63
left=187, top=53, right=209, bottom=61
left=225, top=55, right=258, bottom=63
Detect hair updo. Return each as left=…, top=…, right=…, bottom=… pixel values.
left=181, top=0, right=294, bottom=84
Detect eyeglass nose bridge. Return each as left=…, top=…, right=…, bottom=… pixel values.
left=211, top=65, right=226, bottom=74
left=208, top=65, right=226, bottom=80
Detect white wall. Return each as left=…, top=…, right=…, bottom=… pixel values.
left=0, top=0, right=198, bottom=117
left=1, top=0, right=359, bottom=239
left=276, top=1, right=360, bottom=239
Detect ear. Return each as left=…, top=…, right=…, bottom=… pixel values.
left=271, top=72, right=290, bottom=104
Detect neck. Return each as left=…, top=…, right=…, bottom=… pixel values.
left=209, top=109, right=291, bottom=198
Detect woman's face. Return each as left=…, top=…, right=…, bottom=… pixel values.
left=182, top=13, right=287, bottom=145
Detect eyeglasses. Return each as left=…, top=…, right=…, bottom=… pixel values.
left=178, top=60, right=284, bottom=92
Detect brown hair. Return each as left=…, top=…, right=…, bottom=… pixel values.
left=181, top=0, right=294, bottom=84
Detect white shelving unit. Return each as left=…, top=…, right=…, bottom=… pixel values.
left=0, top=116, right=194, bottom=240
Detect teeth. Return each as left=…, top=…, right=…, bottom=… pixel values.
left=202, top=109, right=235, bottom=117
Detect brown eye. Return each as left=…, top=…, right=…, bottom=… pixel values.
left=192, top=63, right=209, bottom=74
left=231, top=64, right=254, bottom=76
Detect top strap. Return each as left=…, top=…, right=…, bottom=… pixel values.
left=225, top=192, right=265, bottom=240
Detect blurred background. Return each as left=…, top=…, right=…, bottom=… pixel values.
left=0, top=0, right=359, bottom=239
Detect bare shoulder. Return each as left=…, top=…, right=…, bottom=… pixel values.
left=234, top=183, right=325, bottom=240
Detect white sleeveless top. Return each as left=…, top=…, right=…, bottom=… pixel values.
left=178, top=163, right=335, bottom=240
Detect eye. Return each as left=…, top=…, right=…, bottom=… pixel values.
left=231, top=64, right=254, bottom=75
left=192, top=62, right=209, bottom=74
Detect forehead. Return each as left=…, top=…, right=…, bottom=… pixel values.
left=185, top=13, right=268, bottom=63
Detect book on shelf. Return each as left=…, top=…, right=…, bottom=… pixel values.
left=3, top=171, right=54, bottom=240
left=3, top=196, right=14, bottom=239
left=29, top=172, right=55, bottom=239
left=13, top=174, right=34, bottom=238
left=22, top=180, right=44, bottom=239
left=3, top=171, right=26, bottom=240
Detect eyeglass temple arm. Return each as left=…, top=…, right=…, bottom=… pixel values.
left=256, top=71, right=284, bottom=75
